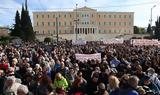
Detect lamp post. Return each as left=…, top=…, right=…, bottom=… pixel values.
left=150, top=5, right=156, bottom=27
left=75, top=4, right=78, bottom=40
left=56, top=17, right=59, bottom=45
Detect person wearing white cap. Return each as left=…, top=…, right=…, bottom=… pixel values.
left=3, top=76, right=21, bottom=95
left=17, top=85, right=29, bottom=95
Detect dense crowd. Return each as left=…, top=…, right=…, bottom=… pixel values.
left=0, top=41, right=160, bottom=95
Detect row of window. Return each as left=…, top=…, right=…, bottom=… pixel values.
left=38, top=14, right=72, bottom=18
left=36, top=29, right=132, bottom=34
left=99, top=22, right=132, bottom=26
left=99, top=14, right=131, bottom=19
left=37, top=22, right=73, bottom=26
left=36, top=30, right=74, bottom=34
left=36, top=21, right=131, bottom=26
left=37, top=29, right=95, bottom=34
left=99, top=29, right=132, bottom=33
left=36, top=14, right=132, bottom=19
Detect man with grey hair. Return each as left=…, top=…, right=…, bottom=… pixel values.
left=17, top=85, right=29, bottom=95
left=3, top=76, right=21, bottom=95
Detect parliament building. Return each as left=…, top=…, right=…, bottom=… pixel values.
left=33, top=6, right=134, bottom=41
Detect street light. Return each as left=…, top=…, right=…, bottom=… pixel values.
left=150, top=5, right=156, bottom=27
left=56, top=17, right=59, bottom=45
left=75, top=4, right=78, bottom=40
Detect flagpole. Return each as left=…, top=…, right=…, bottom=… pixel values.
left=85, top=0, right=87, bottom=6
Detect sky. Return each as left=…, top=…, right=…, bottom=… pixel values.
left=0, top=0, right=160, bottom=27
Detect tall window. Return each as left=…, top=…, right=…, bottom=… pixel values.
left=124, top=22, right=126, bottom=26
left=114, top=22, right=116, bottom=26
left=99, top=22, right=101, bottom=25
left=48, top=15, right=49, bottom=18
left=48, top=22, right=50, bottom=26
left=99, top=30, right=101, bottom=33
left=53, top=22, right=55, bottom=26
left=59, top=14, right=61, bottom=18
left=42, top=15, right=44, bottom=18
left=59, top=22, right=61, bottom=26
left=64, top=14, right=66, bottom=18
left=124, top=15, right=127, bottom=18
left=43, top=30, right=45, bottom=34
left=37, top=15, right=38, bottom=18
left=109, top=15, right=111, bottom=18
left=53, top=15, right=55, bottom=18
left=82, top=14, right=84, bottom=17
left=109, top=22, right=111, bottom=26
left=92, top=14, right=94, bottom=17
left=114, top=15, right=116, bottom=18
left=48, top=30, right=50, bottom=34
left=64, top=22, right=66, bottom=26
left=119, top=15, right=121, bottom=18
left=42, top=22, right=44, bottom=26
left=119, top=22, right=121, bottom=26
left=70, top=30, right=72, bottom=34
left=129, top=15, right=131, bottom=18
left=37, top=22, right=39, bottom=26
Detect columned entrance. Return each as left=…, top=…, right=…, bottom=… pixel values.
left=74, top=27, right=97, bottom=34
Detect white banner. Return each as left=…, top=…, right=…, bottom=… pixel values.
left=11, top=38, right=22, bottom=45
left=72, top=40, right=86, bottom=45
left=131, top=39, right=159, bottom=46
left=75, top=53, right=101, bottom=62
left=103, top=38, right=124, bottom=44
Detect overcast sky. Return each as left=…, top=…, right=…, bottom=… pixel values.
left=0, top=0, right=160, bottom=27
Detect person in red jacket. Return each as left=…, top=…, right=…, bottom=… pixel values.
left=0, top=59, right=9, bottom=72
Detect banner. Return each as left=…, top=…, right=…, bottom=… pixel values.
left=72, top=40, right=86, bottom=45
left=131, top=39, right=159, bottom=46
left=75, top=53, right=101, bottom=62
left=11, top=38, right=22, bottom=45
left=103, top=38, right=124, bottom=44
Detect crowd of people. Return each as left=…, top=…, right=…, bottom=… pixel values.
left=0, top=40, right=160, bottom=95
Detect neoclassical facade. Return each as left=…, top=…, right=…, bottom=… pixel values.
left=33, top=6, right=134, bottom=41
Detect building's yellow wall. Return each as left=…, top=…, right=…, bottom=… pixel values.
left=33, top=6, right=134, bottom=41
